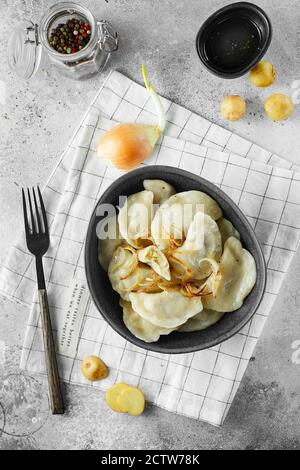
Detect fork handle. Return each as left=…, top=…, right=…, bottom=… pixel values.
left=38, top=288, right=64, bottom=415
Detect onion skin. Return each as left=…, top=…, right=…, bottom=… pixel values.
left=97, top=123, right=160, bottom=170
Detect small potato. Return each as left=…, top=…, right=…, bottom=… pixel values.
left=220, top=95, right=247, bottom=121
left=81, top=355, right=108, bottom=382
left=264, top=93, right=294, bottom=121
left=249, top=61, right=276, bottom=87
left=117, top=386, right=145, bottom=416
left=105, top=383, right=129, bottom=412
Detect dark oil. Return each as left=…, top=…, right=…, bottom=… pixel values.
left=204, top=17, right=262, bottom=72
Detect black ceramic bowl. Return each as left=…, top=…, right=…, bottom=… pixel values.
left=85, top=166, right=266, bottom=354
left=196, top=2, right=272, bottom=78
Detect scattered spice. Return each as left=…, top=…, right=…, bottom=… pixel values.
left=49, top=17, right=91, bottom=54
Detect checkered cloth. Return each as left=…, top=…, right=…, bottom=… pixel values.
left=1, top=71, right=300, bottom=426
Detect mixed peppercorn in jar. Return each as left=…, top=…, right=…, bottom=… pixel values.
left=8, top=2, right=118, bottom=80
left=49, top=17, right=92, bottom=54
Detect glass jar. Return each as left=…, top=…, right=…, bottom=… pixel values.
left=8, top=2, right=118, bottom=80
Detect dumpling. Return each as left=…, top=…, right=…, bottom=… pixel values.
left=97, top=215, right=124, bottom=271
left=138, top=245, right=171, bottom=281
left=129, top=291, right=203, bottom=328
left=217, top=218, right=240, bottom=245
left=203, top=237, right=257, bottom=312
left=104, top=185, right=258, bottom=343
left=143, top=179, right=176, bottom=204
left=120, top=300, right=174, bottom=342
left=108, top=246, right=139, bottom=300
left=151, top=190, right=222, bottom=250
left=108, top=246, right=159, bottom=300
left=178, top=309, right=224, bottom=332
left=170, top=213, right=222, bottom=280
left=118, top=190, right=154, bottom=248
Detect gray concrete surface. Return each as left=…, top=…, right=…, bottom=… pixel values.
left=1, top=0, right=300, bottom=450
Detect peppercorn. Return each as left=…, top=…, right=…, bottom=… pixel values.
left=49, top=16, right=91, bottom=54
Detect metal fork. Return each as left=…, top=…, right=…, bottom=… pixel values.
left=22, top=187, right=64, bottom=415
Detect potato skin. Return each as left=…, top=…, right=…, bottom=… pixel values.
left=81, top=355, right=109, bottom=381
left=220, top=96, right=247, bottom=122
left=249, top=61, right=276, bottom=87
left=264, top=94, right=294, bottom=121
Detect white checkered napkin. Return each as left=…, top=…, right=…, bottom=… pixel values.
left=1, top=71, right=300, bottom=427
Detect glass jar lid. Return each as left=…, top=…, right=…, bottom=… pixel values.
left=98, top=20, right=119, bottom=53
left=8, top=21, right=42, bottom=79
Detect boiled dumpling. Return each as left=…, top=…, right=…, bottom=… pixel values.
left=129, top=291, right=203, bottom=328
left=143, top=179, right=176, bottom=204
left=102, top=184, right=257, bottom=343
left=178, top=309, right=224, bottom=332
left=121, top=300, right=174, bottom=342
left=178, top=213, right=222, bottom=257
left=118, top=190, right=154, bottom=248
left=108, top=246, right=159, bottom=300
left=203, top=237, right=257, bottom=312
left=217, top=217, right=240, bottom=245
left=97, top=215, right=124, bottom=271
left=151, top=191, right=222, bottom=250
left=170, top=213, right=222, bottom=280
left=108, top=246, right=139, bottom=300
left=171, top=256, right=220, bottom=283
left=138, top=245, right=171, bottom=281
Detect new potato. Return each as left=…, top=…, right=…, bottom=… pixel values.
left=249, top=61, right=276, bottom=87
left=81, top=355, right=109, bottom=381
left=264, top=94, right=294, bottom=121
left=220, top=95, right=247, bottom=121
left=116, top=386, right=145, bottom=416
left=106, top=383, right=145, bottom=416
left=105, top=383, right=130, bottom=412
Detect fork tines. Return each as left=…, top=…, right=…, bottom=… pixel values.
left=22, top=187, right=48, bottom=236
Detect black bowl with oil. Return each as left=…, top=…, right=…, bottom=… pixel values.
left=196, top=2, right=272, bottom=78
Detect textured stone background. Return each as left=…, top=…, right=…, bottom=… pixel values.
left=0, top=0, right=300, bottom=450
